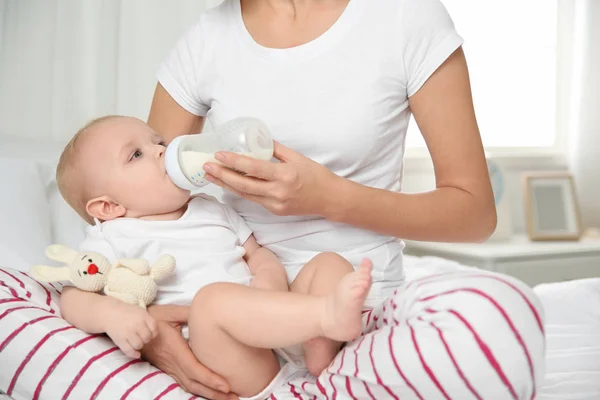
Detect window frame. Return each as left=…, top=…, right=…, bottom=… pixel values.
left=404, top=0, right=571, bottom=172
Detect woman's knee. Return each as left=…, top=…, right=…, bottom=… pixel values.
left=425, top=273, right=546, bottom=394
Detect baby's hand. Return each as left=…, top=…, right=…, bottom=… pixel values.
left=103, top=302, right=158, bottom=358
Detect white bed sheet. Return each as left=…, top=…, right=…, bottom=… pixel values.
left=534, top=278, right=600, bottom=400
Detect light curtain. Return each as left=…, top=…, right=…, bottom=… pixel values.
left=0, top=0, right=221, bottom=141
left=567, top=0, right=600, bottom=229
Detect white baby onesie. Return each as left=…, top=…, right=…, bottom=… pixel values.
left=79, top=194, right=307, bottom=395
left=79, top=194, right=253, bottom=306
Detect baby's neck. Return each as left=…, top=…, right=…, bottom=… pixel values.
left=137, top=204, right=188, bottom=221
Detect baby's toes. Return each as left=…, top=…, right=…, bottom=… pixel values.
left=359, top=258, right=373, bottom=269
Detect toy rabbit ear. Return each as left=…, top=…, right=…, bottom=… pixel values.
left=31, top=265, right=71, bottom=283
left=45, top=245, right=79, bottom=264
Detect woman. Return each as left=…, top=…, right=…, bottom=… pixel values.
left=144, top=0, right=545, bottom=398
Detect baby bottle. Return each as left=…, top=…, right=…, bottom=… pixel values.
left=165, top=117, right=274, bottom=190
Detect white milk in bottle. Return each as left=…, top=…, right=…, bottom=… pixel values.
left=165, top=117, right=274, bottom=190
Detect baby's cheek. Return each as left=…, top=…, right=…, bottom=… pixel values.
left=128, top=167, right=158, bottom=194
left=86, top=171, right=109, bottom=194
left=120, top=181, right=146, bottom=202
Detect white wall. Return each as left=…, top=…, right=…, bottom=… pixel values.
left=0, top=0, right=221, bottom=141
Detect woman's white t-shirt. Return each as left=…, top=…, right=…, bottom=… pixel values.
left=157, top=0, right=463, bottom=305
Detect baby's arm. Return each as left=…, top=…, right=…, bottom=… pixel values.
left=243, top=235, right=288, bottom=291
left=60, top=287, right=158, bottom=358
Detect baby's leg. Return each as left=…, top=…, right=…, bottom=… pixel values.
left=290, top=252, right=368, bottom=376
left=188, top=268, right=372, bottom=396
left=189, top=286, right=280, bottom=398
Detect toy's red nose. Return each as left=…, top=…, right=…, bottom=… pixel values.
left=87, top=264, right=99, bottom=275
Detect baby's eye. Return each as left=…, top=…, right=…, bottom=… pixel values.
left=158, top=141, right=167, bottom=147
left=131, top=149, right=142, bottom=160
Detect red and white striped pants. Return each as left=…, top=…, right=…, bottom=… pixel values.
left=1, top=267, right=544, bottom=400
left=270, top=269, right=546, bottom=400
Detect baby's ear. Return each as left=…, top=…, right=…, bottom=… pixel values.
left=86, top=196, right=126, bottom=221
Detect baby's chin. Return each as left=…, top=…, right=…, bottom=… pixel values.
left=162, top=186, right=191, bottom=205
left=172, top=187, right=192, bottom=204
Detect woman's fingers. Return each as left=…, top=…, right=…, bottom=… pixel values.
left=205, top=164, right=271, bottom=196
left=213, top=152, right=277, bottom=181
left=206, top=174, right=270, bottom=206
left=181, top=378, right=237, bottom=400
left=162, top=323, right=234, bottom=399
left=272, top=140, right=300, bottom=162
left=177, top=349, right=235, bottom=398
left=141, top=316, right=233, bottom=398
left=204, top=174, right=240, bottom=195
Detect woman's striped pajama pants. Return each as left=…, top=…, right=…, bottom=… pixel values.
left=1, top=267, right=544, bottom=400
left=271, top=269, right=546, bottom=400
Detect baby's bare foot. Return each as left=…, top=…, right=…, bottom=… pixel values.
left=321, top=259, right=373, bottom=342
left=303, top=337, right=341, bottom=376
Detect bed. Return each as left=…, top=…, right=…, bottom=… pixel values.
left=1, top=138, right=599, bottom=399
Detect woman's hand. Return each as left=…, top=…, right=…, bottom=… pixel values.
left=142, top=305, right=237, bottom=400
left=203, top=141, right=343, bottom=217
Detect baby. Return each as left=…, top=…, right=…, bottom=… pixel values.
left=57, top=115, right=372, bottom=398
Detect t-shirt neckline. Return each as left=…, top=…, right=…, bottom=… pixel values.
left=232, top=0, right=365, bottom=62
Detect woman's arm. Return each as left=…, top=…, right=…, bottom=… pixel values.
left=147, top=83, right=205, bottom=143
left=204, top=47, right=495, bottom=243
left=328, top=47, right=496, bottom=242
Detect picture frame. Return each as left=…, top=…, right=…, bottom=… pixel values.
left=522, top=172, right=582, bottom=241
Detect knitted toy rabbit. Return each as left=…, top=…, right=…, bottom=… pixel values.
left=31, top=244, right=175, bottom=309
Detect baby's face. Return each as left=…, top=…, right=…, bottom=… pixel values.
left=82, top=117, right=190, bottom=219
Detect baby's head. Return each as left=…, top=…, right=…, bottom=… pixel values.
left=57, top=116, right=190, bottom=224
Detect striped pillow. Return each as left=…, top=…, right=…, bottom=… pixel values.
left=0, top=267, right=197, bottom=400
